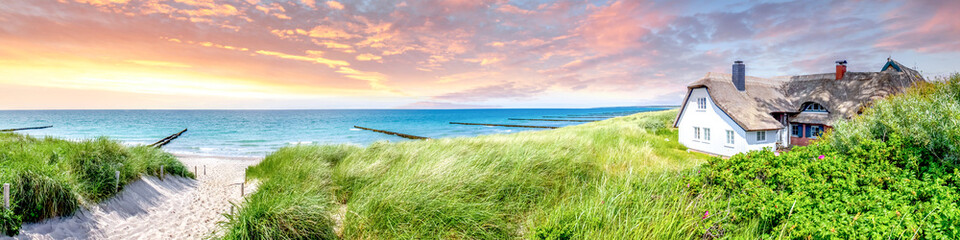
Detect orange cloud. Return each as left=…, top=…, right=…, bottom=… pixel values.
left=497, top=4, right=533, bottom=15
left=255, top=50, right=350, bottom=68
left=125, top=60, right=192, bottom=68
left=336, top=67, right=389, bottom=90
left=307, top=25, right=359, bottom=39
left=325, top=1, right=344, bottom=10
left=72, top=0, right=130, bottom=6
left=301, top=0, right=316, bottom=9
left=355, top=53, right=382, bottom=61
left=312, top=40, right=355, bottom=52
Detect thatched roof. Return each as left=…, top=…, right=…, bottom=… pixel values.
left=675, top=59, right=924, bottom=131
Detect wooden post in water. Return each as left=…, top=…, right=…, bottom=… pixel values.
left=353, top=126, right=430, bottom=140
left=0, top=125, right=53, bottom=132
left=3, top=183, right=9, bottom=210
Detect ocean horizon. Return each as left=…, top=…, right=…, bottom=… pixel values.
left=0, top=107, right=667, bottom=157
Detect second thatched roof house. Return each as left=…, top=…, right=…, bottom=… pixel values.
left=673, top=58, right=924, bottom=156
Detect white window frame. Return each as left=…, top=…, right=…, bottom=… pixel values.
left=803, top=103, right=827, bottom=112
left=791, top=124, right=801, bottom=137
left=694, top=127, right=701, bottom=140
left=697, top=98, right=707, bottom=109
left=811, top=126, right=822, bottom=139
left=756, top=131, right=766, bottom=142
left=726, top=130, right=734, bottom=145
left=704, top=128, right=711, bottom=141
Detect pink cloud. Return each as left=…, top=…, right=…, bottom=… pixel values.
left=575, top=0, right=674, bottom=54
left=875, top=0, right=960, bottom=52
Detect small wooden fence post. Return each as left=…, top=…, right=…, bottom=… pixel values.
left=115, top=171, right=121, bottom=192
left=160, top=165, right=164, bottom=181
left=3, top=183, right=9, bottom=210
left=241, top=182, right=245, bottom=197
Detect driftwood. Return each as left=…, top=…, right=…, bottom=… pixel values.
left=507, top=118, right=596, bottom=122
left=0, top=125, right=53, bottom=132
left=449, top=122, right=557, bottom=129
left=149, top=129, right=187, bottom=148
left=354, top=126, right=429, bottom=140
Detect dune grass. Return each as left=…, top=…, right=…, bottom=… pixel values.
left=0, top=133, right=194, bottom=236
left=222, top=109, right=718, bottom=239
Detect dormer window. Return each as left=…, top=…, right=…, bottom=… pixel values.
left=801, top=102, right=827, bottom=113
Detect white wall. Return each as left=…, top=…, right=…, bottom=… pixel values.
left=676, top=88, right=778, bottom=156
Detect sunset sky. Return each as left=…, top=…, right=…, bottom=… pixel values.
left=1, top=0, right=958, bottom=109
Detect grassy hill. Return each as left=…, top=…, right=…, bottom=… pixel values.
left=0, top=135, right=193, bottom=236
left=223, top=74, right=960, bottom=240
left=220, top=109, right=717, bottom=239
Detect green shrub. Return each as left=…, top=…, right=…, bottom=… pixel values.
left=690, top=74, right=960, bottom=239
left=0, top=208, right=20, bottom=237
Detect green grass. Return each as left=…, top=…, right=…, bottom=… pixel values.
left=221, top=109, right=718, bottom=239
left=0, top=134, right=194, bottom=236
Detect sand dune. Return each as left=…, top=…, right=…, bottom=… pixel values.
left=9, top=156, right=259, bottom=240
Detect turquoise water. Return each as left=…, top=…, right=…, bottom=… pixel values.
left=0, top=107, right=665, bottom=157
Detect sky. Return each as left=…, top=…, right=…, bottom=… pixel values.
left=0, top=0, right=958, bottom=109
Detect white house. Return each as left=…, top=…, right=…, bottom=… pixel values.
left=674, top=59, right=924, bottom=156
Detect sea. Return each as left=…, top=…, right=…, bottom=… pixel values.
left=0, top=107, right=667, bottom=157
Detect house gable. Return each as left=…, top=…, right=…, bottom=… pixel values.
left=676, top=87, right=770, bottom=156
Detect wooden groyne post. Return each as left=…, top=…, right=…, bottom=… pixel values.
left=0, top=125, right=53, bottom=132
left=354, top=126, right=430, bottom=140
left=508, top=118, right=597, bottom=122
left=149, top=128, right=188, bottom=148
left=449, top=122, right=558, bottom=129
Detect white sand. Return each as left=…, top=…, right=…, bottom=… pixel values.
left=9, top=156, right=260, bottom=240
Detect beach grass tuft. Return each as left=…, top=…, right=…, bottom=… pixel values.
left=0, top=134, right=193, bottom=236
left=221, top=109, right=716, bottom=239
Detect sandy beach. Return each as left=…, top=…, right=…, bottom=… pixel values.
left=8, top=155, right=260, bottom=240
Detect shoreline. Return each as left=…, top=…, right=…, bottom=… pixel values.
left=171, top=152, right=264, bottom=162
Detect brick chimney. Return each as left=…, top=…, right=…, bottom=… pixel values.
left=835, top=60, right=847, bottom=80
left=732, top=60, right=745, bottom=91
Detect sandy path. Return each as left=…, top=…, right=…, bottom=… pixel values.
left=8, top=156, right=260, bottom=240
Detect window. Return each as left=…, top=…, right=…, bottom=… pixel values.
left=756, top=131, right=766, bottom=141
left=726, top=130, right=734, bottom=145
left=802, top=102, right=827, bottom=112
left=697, top=98, right=707, bottom=109
left=811, top=126, right=823, bottom=139
left=704, top=128, right=711, bottom=141
left=694, top=127, right=701, bottom=140
left=791, top=124, right=801, bottom=137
